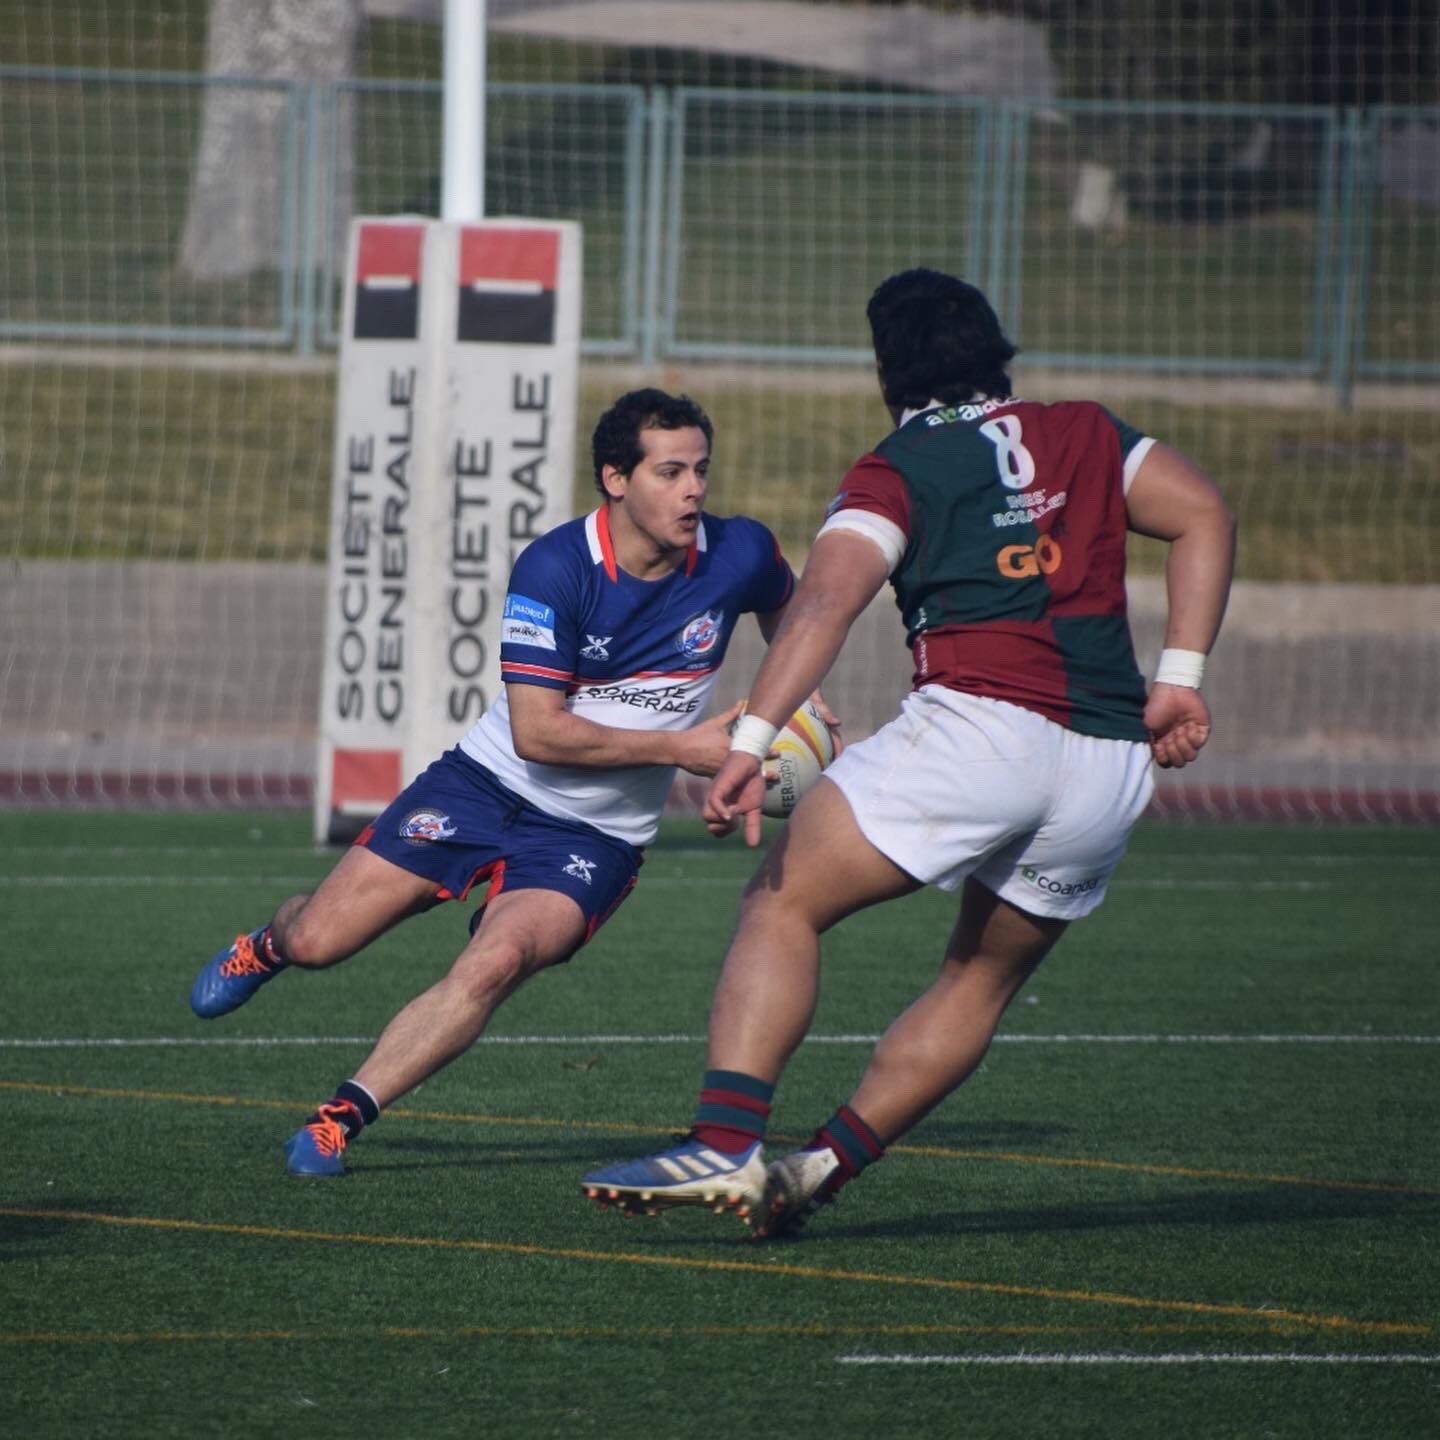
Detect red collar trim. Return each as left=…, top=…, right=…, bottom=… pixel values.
left=595, top=504, right=619, bottom=582
left=597, top=505, right=700, bottom=580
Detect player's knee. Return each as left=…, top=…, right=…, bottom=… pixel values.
left=271, top=907, right=344, bottom=969
left=449, top=939, right=540, bottom=1006
left=735, top=879, right=812, bottom=935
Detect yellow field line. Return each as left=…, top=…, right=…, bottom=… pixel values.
left=0, top=1206, right=1428, bottom=1338
left=4, top=1078, right=1437, bottom=1198
left=893, top=1141, right=1440, bottom=1197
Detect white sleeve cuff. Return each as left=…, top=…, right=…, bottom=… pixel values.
left=817, top=509, right=907, bottom=572
left=1122, top=436, right=1157, bottom=494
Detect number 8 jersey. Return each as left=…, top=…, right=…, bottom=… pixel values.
left=819, top=397, right=1156, bottom=743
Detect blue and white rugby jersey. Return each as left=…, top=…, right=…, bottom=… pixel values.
left=460, top=506, right=794, bottom=847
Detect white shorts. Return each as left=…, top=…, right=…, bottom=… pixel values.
left=824, top=686, right=1154, bottom=920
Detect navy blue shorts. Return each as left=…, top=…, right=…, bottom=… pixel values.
left=360, top=748, right=642, bottom=945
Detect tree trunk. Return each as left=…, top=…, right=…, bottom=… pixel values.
left=179, top=0, right=360, bottom=280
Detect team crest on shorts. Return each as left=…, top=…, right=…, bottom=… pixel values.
left=400, top=810, right=458, bottom=845
left=675, top=608, right=724, bottom=658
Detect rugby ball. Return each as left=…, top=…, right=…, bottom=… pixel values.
left=752, top=699, right=837, bottom=819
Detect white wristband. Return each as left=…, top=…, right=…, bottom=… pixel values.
left=729, top=713, right=779, bottom=759
left=1154, top=648, right=1206, bottom=689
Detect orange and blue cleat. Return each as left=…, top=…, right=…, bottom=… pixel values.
left=283, top=1102, right=357, bottom=1177
left=189, top=928, right=284, bottom=1018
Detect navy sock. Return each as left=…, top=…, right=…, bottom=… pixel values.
left=308, top=1079, right=381, bottom=1140
left=691, top=1069, right=774, bottom=1154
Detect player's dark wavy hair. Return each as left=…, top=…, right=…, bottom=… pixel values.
left=591, top=388, right=714, bottom=495
left=867, top=268, right=1018, bottom=411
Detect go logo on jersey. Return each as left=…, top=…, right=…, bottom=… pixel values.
left=997, top=534, right=1062, bottom=578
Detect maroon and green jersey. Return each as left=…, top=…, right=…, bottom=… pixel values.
left=821, top=397, right=1155, bottom=742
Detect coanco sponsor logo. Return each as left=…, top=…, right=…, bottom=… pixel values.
left=1020, top=865, right=1099, bottom=897
left=996, top=534, right=1062, bottom=578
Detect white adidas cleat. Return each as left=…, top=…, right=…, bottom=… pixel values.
left=749, top=1146, right=845, bottom=1239
left=581, top=1136, right=766, bottom=1219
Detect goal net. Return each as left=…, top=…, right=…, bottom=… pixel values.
left=2, top=1, right=1437, bottom=821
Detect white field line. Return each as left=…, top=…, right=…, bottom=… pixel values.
left=836, top=1351, right=1440, bottom=1367
left=1, top=1033, right=1437, bottom=1050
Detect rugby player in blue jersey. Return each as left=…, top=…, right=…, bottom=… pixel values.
left=582, top=271, right=1235, bottom=1235
left=189, top=389, right=812, bottom=1176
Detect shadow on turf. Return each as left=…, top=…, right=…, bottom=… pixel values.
left=909, top=1118, right=1070, bottom=1147
left=344, top=1132, right=656, bottom=1175
left=559, top=1183, right=1439, bottom=1249
left=781, top=1185, right=1440, bottom=1245
left=251, top=1134, right=1440, bottom=1251
left=0, top=1202, right=119, bottom=1256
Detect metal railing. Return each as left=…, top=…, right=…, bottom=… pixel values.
left=1, top=68, right=1435, bottom=397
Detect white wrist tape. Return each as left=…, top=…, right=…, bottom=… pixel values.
left=1154, top=648, right=1206, bottom=689
left=729, top=713, right=779, bottom=759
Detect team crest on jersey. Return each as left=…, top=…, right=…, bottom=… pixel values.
left=400, top=810, right=457, bottom=845
left=581, top=634, right=612, bottom=660
left=675, top=608, right=725, bottom=658
left=563, top=854, right=597, bottom=884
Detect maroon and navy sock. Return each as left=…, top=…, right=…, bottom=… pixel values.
left=809, top=1102, right=885, bottom=1184
left=690, top=1069, right=774, bottom=1155
left=307, top=1079, right=381, bottom=1140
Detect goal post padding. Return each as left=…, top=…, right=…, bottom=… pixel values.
left=315, top=217, right=582, bottom=843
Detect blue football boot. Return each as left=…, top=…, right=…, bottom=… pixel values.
left=283, top=1103, right=356, bottom=1177
left=190, top=927, right=284, bottom=1018
left=581, top=1136, right=765, bottom=1218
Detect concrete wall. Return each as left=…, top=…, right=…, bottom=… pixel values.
left=3, top=559, right=1436, bottom=814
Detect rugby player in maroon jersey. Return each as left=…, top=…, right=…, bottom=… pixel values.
left=583, top=270, right=1234, bottom=1234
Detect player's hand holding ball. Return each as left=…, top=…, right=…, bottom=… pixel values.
left=707, top=697, right=839, bottom=845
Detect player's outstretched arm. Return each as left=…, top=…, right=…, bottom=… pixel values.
left=1125, top=443, right=1236, bottom=769
left=738, top=529, right=890, bottom=732
left=756, top=604, right=844, bottom=756
left=509, top=684, right=744, bottom=775
left=703, top=530, right=888, bottom=840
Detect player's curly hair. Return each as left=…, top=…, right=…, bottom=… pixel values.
left=867, top=269, right=1018, bottom=411
left=591, top=388, right=714, bottom=496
